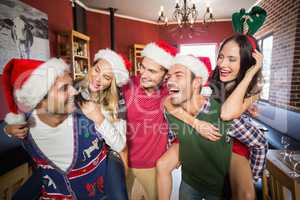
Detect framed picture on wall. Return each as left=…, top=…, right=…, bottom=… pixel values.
left=0, top=0, right=50, bottom=74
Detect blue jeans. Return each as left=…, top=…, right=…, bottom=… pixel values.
left=105, top=150, right=128, bottom=200
left=179, top=180, right=224, bottom=200
left=13, top=168, right=41, bottom=200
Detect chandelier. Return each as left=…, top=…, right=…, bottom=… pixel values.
left=203, top=6, right=215, bottom=24
left=157, top=0, right=215, bottom=27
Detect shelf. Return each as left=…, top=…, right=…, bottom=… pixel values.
left=72, top=30, right=90, bottom=41
left=74, top=55, right=89, bottom=60
left=130, top=43, right=145, bottom=75
left=74, top=72, right=86, bottom=76
left=57, top=30, right=90, bottom=81
left=74, top=73, right=86, bottom=81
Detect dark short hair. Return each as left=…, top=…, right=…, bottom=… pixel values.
left=210, top=34, right=263, bottom=102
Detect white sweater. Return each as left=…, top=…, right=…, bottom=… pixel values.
left=95, top=107, right=126, bottom=153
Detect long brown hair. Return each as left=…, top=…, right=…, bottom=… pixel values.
left=210, top=34, right=264, bottom=102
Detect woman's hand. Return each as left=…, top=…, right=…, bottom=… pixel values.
left=4, top=123, right=29, bottom=139
left=80, top=101, right=105, bottom=125
left=192, top=119, right=222, bottom=141
left=246, top=49, right=263, bottom=78
left=165, top=97, right=222, bottom=141
left=247, top=104, right=259, bottom=118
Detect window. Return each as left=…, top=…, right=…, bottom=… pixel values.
left=259, top=35, right=273, bottom=101
left=179, top=44, right=217, bottom=70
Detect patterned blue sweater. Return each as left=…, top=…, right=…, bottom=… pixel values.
left=22, top=111, right=109, bottom=200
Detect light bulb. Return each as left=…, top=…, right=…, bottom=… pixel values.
left=160, top=6, right=164, bottom=12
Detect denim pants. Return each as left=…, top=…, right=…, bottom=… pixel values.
left=179, top=180, right=225, bottom=200
left=105, top=150, right=129, bottom=200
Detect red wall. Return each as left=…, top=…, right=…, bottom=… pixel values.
left=86, top=11, right=110, bottom=61
left=86, top=11, right=160, bottom=61
left=159, top=21, right=234, bottom=47
left=115, top=17, right=160, bottom=56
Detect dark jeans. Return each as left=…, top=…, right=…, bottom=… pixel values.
left=105, top=150, right=128, bottom=200
left=179, top=180, right=224, bottom=200
left=13, top=151, right=128, bottom=200
left=13, top=167, right=41, bottom=200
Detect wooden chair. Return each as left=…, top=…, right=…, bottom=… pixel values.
left=265, top=150, right=300, bottom=200
left=0, top=163, right=30, bottom=200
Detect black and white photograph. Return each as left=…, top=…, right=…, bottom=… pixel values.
left=0, top=0, right=49, bottom=73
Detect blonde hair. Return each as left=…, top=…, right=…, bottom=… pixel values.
left=98, top=77, right=119, bottom=122
left=80, top=60, right=119, bottom=122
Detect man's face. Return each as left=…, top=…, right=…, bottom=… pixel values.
left=167, top=64, right=194, bottom=106
left=139, top=57, right=166, bottom=90
left=44, top=72, right=78, bottom=114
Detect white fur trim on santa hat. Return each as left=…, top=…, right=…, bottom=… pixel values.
left=141, top=42, right=173, bottom=69
left=5, top=112, right=26, bottom=125
left=200, top=86, right=213, bottom=97
left=172, top=55, right=209, bottom=85
left=15, top=58, right=69, bottom=112
left=94, top=49, right=129, bottom=87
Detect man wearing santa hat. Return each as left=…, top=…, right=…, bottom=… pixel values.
left=1, top=56, right=128, bottom=199
left=122, top=40, right=177, bottom=200
left=164, top=54, right=233, bottom=199
left=164, top=54, right=263, bottom=199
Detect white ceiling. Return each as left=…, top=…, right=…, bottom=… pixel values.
left=79, top=0, right=258, bottom=22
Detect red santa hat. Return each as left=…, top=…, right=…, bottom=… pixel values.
left=198, top=56, right=212, bottom=77
left=198, top=56, right=213, bottom=96
left=2, top=58, right=69, bottom=124
left=141, top=40, right=177, bottom=69
left=94, top=49, right=130, bottom=87
left=172, top=55, right=213, bottom=96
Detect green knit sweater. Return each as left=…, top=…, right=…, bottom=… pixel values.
left=165, top=99, right=232, bottom=197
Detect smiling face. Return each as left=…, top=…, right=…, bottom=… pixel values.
left=139, top=57, right=167, bottom=91
left=167, top=64, right=195, bottom=106
left=88, top=59, right=114, bottom=92
left=217, top=40, right=241, bottom=82
left=43, top=72, right=78, bottom=114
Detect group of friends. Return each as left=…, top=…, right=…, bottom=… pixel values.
left=1, top=6, right=269, bottom=200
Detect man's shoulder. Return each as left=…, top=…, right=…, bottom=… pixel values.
left=207, top=97, right=221, bottom=108
left=128, top=75, right=140, bottom=86
left=122, top=75, right=139, bottom=93
left=195, top=97, right=220, bottom=115
left=160, top=84, right=169, bottom=97
left=73, top=109, right=91, bottom=123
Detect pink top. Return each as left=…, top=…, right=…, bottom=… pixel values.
left=123, top=76, right=169, bottom=168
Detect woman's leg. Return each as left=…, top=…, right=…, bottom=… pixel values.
left=230, top=152, right=255, bottom=200
left=156, top=143, right=180, bottom=200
